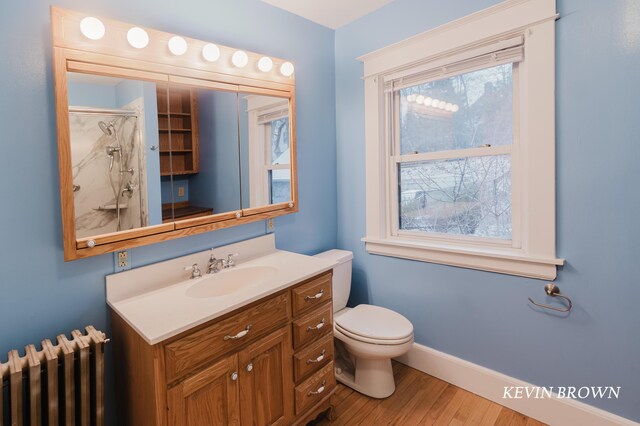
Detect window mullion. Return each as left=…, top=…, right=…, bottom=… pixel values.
left=396, top=145, right=511, bottom=164
left=387, top=89, right=401, bottom=237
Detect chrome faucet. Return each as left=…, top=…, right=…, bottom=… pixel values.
left=207, top=251, right=239, bottom=273
left=207, top=250, right=223, bottom=274
left=184, top=263, right=202, bottom=279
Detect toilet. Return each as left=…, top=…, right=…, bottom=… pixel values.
left=315, top=250, right=414, bottom=399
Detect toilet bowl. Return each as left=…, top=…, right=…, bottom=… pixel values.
left=314, top=250, right=414, bottom=399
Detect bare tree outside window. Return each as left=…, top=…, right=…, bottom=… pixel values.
left=268, top=117, right=291, bottom=203
left=398, top=64, right=513, bottom=239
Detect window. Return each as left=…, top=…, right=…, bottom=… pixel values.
left=360, top=0, right=563, bottom=279
left=396, top=64, right=514, bottom=241
left=246, top=96, right=291, bottom=207
left=264, top=117, right=291, bottom=204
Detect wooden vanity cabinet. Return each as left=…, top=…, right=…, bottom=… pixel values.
left=238, top=327, right=293, bottom=426
left=167, top=353, right=241, bottom=425
left=111, top=270, right=336, bottom=426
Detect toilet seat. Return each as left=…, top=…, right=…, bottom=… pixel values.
left=334, top=304, right=413, bottom=345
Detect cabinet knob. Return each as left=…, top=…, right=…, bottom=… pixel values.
left=246, top=363, right=253, bottom=372
left=231, top=372, right=238, bottom=381
left=87, top=239, right=96, bottom=248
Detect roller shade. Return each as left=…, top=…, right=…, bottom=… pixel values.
left=384, top=35, right=524, bottom=92
left=257, top=108, right=289, bottom=124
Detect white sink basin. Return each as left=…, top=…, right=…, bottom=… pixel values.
left=185, top=266, right=279, bottom=298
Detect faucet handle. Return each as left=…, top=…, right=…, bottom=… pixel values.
left=226, top=253, right=239, bottom=268
left=184, top=263, right=202, bottom=279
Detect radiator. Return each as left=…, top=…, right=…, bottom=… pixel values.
left=0, top=326, right=109, bottom=426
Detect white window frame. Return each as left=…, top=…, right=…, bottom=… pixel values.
left=246, top=96, right=290, bottom=207
left=360, top=0, right=564, bottom=279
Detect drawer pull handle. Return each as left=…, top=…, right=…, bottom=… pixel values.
left=308, top=380, right=326, bottom=396
left=224, top=324, right=252, bottom=341
left=231, top=371, right=238, bottom=381
left=306, top=319, right=325, bottom=332
left=246, top=362, right=253, bottom=372
left=306, top=349, right=326, bottom=364
left=304, top=289, right=324, bottom=301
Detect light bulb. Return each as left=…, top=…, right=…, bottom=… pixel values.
left=258, top=56, right=273, bottom=72
left=424, top=97, right=433, bottom=106
left=431, top=99, right=440, bottom=108
left=232, top=50, right=249, bottom=68
left=280, top=61, right=294, bottom=77
left=445, top=103, right=453, bottom=111
left=452, top=105, right=460, bottom=112
left=438, top=101, right=446, bottom=109
left=202, top=43, right=220, bottom=62
left=407, top=94, right=416, bottom=102
left=415, top=95, right=425, bottom=104
left=80, top=17, right=105, bottom=40
left=168, top=36, right=187, bottom=56
left=127, top=27, right=149, bottom=49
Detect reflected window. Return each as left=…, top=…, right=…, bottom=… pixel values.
left=264, top=117, right=291, bottom=203
left=245, top=96, right=291, bottom=207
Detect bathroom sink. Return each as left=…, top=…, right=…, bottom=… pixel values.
left=185, top=266, right=278, bottom=298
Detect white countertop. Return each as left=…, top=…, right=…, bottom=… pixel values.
left=106, top=236, right=335, bottom=345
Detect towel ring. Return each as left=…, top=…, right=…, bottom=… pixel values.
left=528, top=283, right=572, bottom=313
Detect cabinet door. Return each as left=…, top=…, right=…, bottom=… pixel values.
left=167, top=353, right=240, bottom=426
left=238, top=326, right=294, bottom=426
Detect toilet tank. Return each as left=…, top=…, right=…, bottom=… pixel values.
left=314, top=249, right=353, bottom=312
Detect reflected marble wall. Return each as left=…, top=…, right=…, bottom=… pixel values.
left=70, top=101, right=148, bottom=238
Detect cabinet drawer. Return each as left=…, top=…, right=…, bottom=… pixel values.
left=292, top=271, right=332, bottom=316
left=293, top=333, right=334, bottom=383
left=292, top=303, right=332, bottom=350
left=165, top=292, right=290, bottom=383
left=295, top=362, right=336, bottom=415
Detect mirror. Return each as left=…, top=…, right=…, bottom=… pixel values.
left=238, top=93, right=292, bottom=209
left=67, top=72, right=169, bottom=238
left=165, top=83, right=241, bottom=225
left=52, top=8, right=297, bottom=260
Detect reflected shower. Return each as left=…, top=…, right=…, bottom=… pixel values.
left=100, top=118, right=135, bottom=232
left=98, top=120, right=115, bottom=136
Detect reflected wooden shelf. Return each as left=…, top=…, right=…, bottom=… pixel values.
left=160, top=171, right=198, bottom=177
left=158, top=112, right=191, bottom=117
left=159, top=149, right=193, bottom=154
left=156, top=84, right=200, bottom=176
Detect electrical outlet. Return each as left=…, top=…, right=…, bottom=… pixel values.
left=266, top=218, right=275, bottom=233
left=178, top=186, right=185, bottom=197
left=114, top=250, right=131, bottom=272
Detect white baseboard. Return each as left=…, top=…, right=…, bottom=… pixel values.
left=395, top=343, right=638, bottom=426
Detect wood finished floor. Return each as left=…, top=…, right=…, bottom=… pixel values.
left=311, top=362, right=546, bottom=426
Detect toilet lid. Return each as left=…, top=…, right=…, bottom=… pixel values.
left=335, top=304, right=413, bottom=342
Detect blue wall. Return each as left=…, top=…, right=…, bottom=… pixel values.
left=115, top=79, right=164, bottom=225
left=68, top=80, right=117, bottom=108
left=0, top=0, right=336, bottom=422
left=335, top=0, right=640, bottom=421
left=190, top=90, right=241, bottom=213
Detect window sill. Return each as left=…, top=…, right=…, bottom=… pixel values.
left=362, top=237, right=564, bottom=280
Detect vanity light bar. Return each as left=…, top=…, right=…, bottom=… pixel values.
left=77, top=15, right=294, bottom=77
left=406, top=94, right=459, bottom=112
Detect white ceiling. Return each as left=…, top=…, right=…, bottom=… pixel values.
left=260, top=0, right=395, bottom=29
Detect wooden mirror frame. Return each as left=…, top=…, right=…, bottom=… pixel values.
left=51, top=7, right=298, bottom=261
